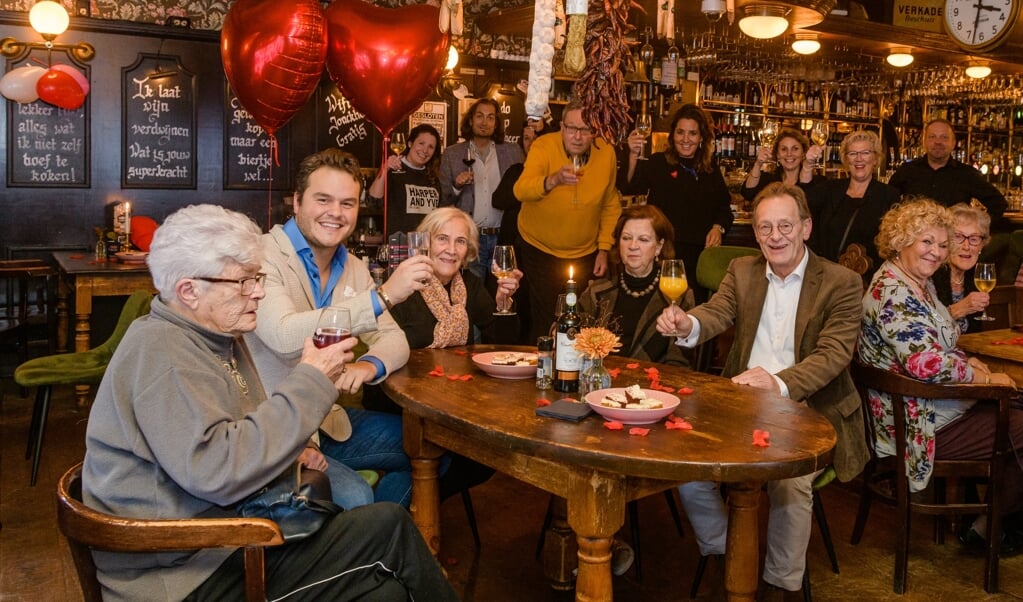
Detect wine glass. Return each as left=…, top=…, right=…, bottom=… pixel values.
left=491, top=245, right=518, bottom=316
left=974, top=262, right=997, bottom=321
left=314, top=307, right=352, bottom=348
left=407, top=231, right=430, bottom=258
left=759, top=119, right=779, bottom=168
left=658, top=260, right=689, bottom=337
left=571, top=154, right=586, bottom=205
left=462, top=145, right=476, bottom=184
left=635, top=113, right=652, bottom=160
left=389, top=133, right=407, bottom=174
left=810, top=121, right=829, bottom=168
left=550, top=293, right=567, bottom=337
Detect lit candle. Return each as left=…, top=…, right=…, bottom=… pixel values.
left=124, top=202, right=131, bottom=236
left=568, top=265, right=574, bottom=283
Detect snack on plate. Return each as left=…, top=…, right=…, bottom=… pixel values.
left=491, top=352, right=538, bottom=366
left=600, top=386, right=663, bottom=410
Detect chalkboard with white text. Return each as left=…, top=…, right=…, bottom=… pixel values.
left=121, top=54, right=196, bottom=188
left=224, top=86, right=292, bottom=190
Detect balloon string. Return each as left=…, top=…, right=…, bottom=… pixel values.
left=382, top=130, right=390, bottom=239
left=266, top=135, right=278, bottom=231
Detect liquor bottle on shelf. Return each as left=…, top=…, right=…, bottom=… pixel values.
left=553, top=276, right=581, bottom=392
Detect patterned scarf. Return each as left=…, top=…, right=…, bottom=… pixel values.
left=420, top=272, right=470, bottom=348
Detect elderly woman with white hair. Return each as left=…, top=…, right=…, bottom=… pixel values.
left=932, top=201, right=994, bottom=332
left=81, top=204, right=457, bottom=601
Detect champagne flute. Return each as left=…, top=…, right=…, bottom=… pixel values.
left=759, top=119, right=778, bottom=168
left=636, top=113, right=652, bottom=160
left=571, top=154, right=586, bottom=205
left=659, top=260, right=689, bottom=337
left=491, top=245, right=518, bottom=316
left=974, top=262, right=997, bottom=321
left=390, top=133, right=407, bottom=174
left=810, top=121, right=829, bottom=168
left=313, top=307, right=352, bottom=348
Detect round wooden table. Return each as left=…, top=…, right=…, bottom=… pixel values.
left=383, top=345, right=836, bottom=601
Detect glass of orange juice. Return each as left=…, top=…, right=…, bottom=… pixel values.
left=659, top=259, right=688, bottom=336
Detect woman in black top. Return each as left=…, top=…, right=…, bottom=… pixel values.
left=619, top=104, right=733, bottom=301
left=741, top=127, right=821, bottom=202
left=368, top=124, right=443, bottom=235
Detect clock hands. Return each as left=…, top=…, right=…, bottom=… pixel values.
left=971, top=0, right=985, bottom=44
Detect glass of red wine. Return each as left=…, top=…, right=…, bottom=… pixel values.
left=462, top=146, right=476, bottom=184
left=313, top=307, right=352, bottom=348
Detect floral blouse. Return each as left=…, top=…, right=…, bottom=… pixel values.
left=857, top=261, right=975, bottom=492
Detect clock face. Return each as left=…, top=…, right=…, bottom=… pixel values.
left=944, top=0, right=1018, bottom=50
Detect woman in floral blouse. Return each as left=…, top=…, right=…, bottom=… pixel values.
left=858, top=198, right=1023, bottom=549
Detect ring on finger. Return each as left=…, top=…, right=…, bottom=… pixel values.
left=341, top=365, right=347, bottom=374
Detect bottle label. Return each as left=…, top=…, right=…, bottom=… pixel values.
left=555, top=332, right=581, bottom=371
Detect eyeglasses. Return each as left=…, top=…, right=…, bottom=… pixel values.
left=845, top=150, right=875, bottom=159
left=953, top=232, right=988, bottom=246
left=755, top=222, right=796, bottom=237
left=563, top=124, right=593, bottom=137
left=194, top=273, right=266, bottom=295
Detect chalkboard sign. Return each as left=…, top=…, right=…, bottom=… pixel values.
left=223, top=85, right=292, bottom=190
left=5, top=52, right=90, bottom=188
left=121, top=54, right=196, bottom=189
left=316, top=82, right=381, bottom=170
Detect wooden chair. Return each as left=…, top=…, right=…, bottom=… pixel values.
left=849, top=360, right=1015, bottom=594
left=57, top=462, right=284, bottom=602
left=693, top=246, right=761, bottom=374
left=0, top=259, right=56, bottom=371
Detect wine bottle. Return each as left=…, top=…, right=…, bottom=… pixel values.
left=553, top=279, right=581, bottom=392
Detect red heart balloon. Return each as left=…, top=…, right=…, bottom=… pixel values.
left=36, top=68, right=86, bottom=110
left=324, top=0, right=450, bottom=134
left=221, top=0, right=326, bottom=136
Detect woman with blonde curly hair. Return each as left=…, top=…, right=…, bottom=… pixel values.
left=806, top=129, right=898, bottom=269
left=858, top=197, right=1023, bottom=554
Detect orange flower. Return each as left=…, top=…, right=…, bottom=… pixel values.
left=574, top=327, right=622, bottom=359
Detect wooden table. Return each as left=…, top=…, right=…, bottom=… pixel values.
left=382, top=345, right=837, bottom=601
left=958, top=328, right=1023, bottom=385
left=52, top=252, right=155, bottom=406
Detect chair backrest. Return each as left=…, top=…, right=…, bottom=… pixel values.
left=92, top=291, right=153, bottom=359
left=57, top=462, right=284, bottom=602
left=695, top=246, right=761, bottom=293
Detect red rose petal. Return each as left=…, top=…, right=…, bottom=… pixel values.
left=626, top=363, right=640, bottom=369
left=453, top=350, right=468, bottom=355
left=69, top=254, right=85, bottom=259
left=604, top=421, right=624, bottom=430
left=447, top=374, right=460, bottom=380
left=459, top=374, right=473, bottom=381
left=536, top=398, right=552, bottom=407
left=666, top=418, right=693, bottom=430
left=608, top=368, right=621, bottom=378
left=678, top=387, right=694, bottom=395
left=753, top=429, right=771, bottom=447
left=629, top=427, right=650, bottom=436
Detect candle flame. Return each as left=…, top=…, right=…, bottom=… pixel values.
left=569, top=266, right=574, bottom=280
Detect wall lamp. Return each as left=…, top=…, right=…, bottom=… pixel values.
left=738, top=5, right=791, bottom=39
left=886, top=47, right=913, bottom=68
left=791, top=33, right=821, bottom=55
left=1, top=1, right=95, bottom=62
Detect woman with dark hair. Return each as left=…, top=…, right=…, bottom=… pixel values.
left=579, top=204, right=694, bottom=366
left=368, top=123, right=443, bottom=235
left=620, top=104, right=733, bottom=301
left=742, top=127, right=820, bottom=202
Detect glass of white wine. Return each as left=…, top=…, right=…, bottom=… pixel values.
left=659, top=259, right=688, bottom=336
left=571, top=154, right=586, bottom=205
left=759, top=119, right=779, bottom=168
left=389, top=132, right=407, bottom=174
left=974, top=262, right=997, bottom=321
left=810, top=121, right=829, bottom=168
left=635, top=113, right=652, bottom=160
left=491, top=245, right=517, bottom=315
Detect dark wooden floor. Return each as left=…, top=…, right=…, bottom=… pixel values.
left=2, top=376, right=1023, bottom=601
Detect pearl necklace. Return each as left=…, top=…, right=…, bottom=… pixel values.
left=620, top=272, right=657, bottom=298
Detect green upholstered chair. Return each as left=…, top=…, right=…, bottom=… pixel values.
left=694, top=246, right=762, bottom=373
left=14, top=291, right=153, bottom=486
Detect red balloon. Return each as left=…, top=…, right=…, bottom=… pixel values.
left=221, top=0, right=327, bottom=136
left=324, top=0, right=450, bottom=134
left=36, top=68, right=86, bottom=110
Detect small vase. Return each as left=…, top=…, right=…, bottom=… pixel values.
left=579, top=356, right=612, bottom=396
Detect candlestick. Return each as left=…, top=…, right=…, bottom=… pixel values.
left=124, top=202, right=131, bottom=236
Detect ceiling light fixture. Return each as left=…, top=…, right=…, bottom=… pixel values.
left=738, top=5, right=791, bottom=39
left=0, top=0, right=95, bottom=62
left=886, top=47, right=914, bottom=68
left=965, top=60, right=992, bottom=79
left=791, top=32, right=820, bottom=55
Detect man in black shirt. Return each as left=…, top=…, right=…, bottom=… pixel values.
left=889, top=118, right=1009, bottom=232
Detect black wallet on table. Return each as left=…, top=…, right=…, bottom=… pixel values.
left=535, top=399, right=593, bottom=422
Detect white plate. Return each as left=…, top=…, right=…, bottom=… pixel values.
left=584, top=388, right=681, bottom=425
left=471, top=351, right=538, bottom=380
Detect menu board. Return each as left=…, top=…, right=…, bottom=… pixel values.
left=6, top=54, right=90, bottom=188
left=316, top=83, right=381, bottom=169
left=121, top=54, right=196, bottom=188
left=223, top=86, right=292, bottom=190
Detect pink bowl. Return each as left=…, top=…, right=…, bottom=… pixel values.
left=584, top=388, right=681, bottom=425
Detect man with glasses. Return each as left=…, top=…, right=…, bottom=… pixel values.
left=440, top=98, right=524, bottom=279
left=247, top=148, right=433, bottom=510
left=889, top=118, right=1008, bottom=231
left=514, top=99, right=622, bottom=341
left=656, top=182, right=868, bottom=600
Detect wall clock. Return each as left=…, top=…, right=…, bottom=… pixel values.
left=944, top=0, right=1021, bottom=51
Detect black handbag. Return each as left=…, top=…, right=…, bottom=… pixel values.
left=237, top=463, right=342, bottom=543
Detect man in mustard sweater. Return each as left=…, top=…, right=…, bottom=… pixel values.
left=513, top=100, right=622, bottom=341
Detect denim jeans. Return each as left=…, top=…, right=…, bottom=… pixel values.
left=319, top=408, right=413, bottom=508
left=470, top=232, right=500, bottom=280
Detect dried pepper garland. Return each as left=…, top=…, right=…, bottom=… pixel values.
left=572, top=0, right=638, bottom=144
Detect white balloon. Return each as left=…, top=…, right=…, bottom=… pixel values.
left=0, top=66, right=46, bottom=103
